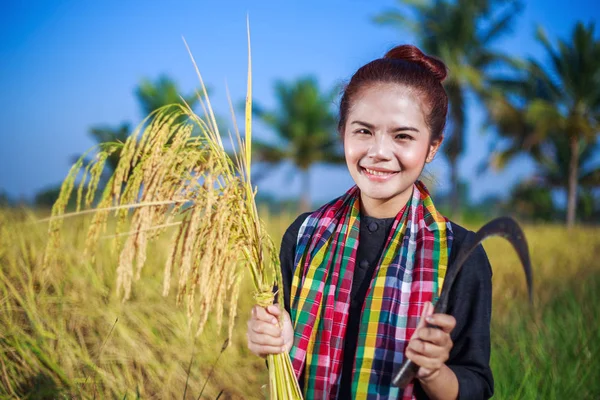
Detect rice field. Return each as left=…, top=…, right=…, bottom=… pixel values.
left=1, top=208, right=599, bottom=399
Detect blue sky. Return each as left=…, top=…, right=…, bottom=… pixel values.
left=1, top=0, right=598, bottom=205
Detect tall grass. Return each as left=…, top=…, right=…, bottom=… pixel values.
left=1, top=211, right=599, bottom=398
left=484, top=225, right=600, bottom=399
left=1, top=209, right=267, bottom=399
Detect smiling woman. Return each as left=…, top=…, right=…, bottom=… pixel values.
left=246, top=45, right=494, bottom=400
left=343, top=84, right=439, bottom=219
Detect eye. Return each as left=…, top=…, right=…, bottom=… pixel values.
left=395, top=133, right=413, bottom=140
left=355, top=128, right=371, bottom=135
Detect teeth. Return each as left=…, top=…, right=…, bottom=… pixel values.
left=364, top=168, right=394, bottom=176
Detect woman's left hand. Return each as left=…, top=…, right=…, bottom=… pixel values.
left=405, top=301, right=456, bottom=382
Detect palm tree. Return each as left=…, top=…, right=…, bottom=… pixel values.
left=87, top=122, right=131, bottom=173
left=80, top=75, right=200, bottom=174
left=68, top=122, right=132, bottom=193
left=252, top=76, right=344, bottom=212
left=373, top=0, right=523, bottom=216
left=488, top=22, right=600, bottom=226
left=533, top=135, right=600, bottom=196
left=38, top=75, right=204, bottom=208
left=502, top=138, right=600, bottom=222
left=135, top=74, right=198, bottom=117
left=507, top=179, right=557, bottom=222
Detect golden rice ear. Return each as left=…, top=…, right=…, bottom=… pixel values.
left=41, top=22, right=302, bottom=399
left=228, top=271, right=243, bottom=345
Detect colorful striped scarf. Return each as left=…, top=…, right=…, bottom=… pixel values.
left=289, top=181, right=453, bottom=399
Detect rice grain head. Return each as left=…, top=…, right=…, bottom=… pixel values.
left=42, top=29, right=303, bottom=398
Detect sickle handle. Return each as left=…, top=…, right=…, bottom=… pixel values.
left=391, top=359, right=419, bottom=388
left=392, top=320, right=440, bottom=388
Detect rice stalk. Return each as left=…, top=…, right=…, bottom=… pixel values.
left=42, top=21, right=302, bottom=399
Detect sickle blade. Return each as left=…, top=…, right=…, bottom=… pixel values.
left=437, top=216, right=533, bottom=314
left=474, top=217, right=533, bottom=303
left=392, top=216, right=534, bottom=389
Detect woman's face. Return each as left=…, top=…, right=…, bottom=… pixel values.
left=343, top=82, right=442, bottom=217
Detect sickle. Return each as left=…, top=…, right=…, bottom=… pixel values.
left=392, top=216, right=534, bottom=388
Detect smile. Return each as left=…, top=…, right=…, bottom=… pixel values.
left=361, top=167, right=399, bottom=180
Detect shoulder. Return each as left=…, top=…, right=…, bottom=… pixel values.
left=283, top=212, right=312, bottom=241
left=448, top=220, right=492, bottom=277
left=280, top=212, right=312, bottom=254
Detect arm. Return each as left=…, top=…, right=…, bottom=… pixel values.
left=412, top=238, right=494, bottom=399
left=409, top=232, right=494, bottom=400
left=445, top=242, right=494, bottom=399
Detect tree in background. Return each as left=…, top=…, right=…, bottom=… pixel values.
left=252, top=77, right=344, bottom=212
left=135, top=75, right=199, bottom=117
left=36, top=75, right=199, bottom=208
left=79, top=75, right=199, bottom=175
left=86, top=122, right=131, bottom=174
left=507, top=179, right=557, bottom=222
left=488, top=22, right=600, bottom=226
left=374, top=0, right=523, bottom=217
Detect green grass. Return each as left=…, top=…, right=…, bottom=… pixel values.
left=1, top=210, right=599, bottom=398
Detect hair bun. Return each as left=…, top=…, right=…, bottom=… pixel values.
left=384, top=45, right=447, bottom=82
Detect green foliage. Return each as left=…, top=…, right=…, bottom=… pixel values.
left=374, top=0, right=523, bottom=215
left=507, top=180, right=557, bottom=222
left=487, top=22, right=600, bottom=225
left=0, top=191, right=12, bottom=207
left=253, top=76, right=344, bottom=211
left=84, top=76, right=200, bottom=175
left=491, top=270, right=600, bottom=399
left=31, top=75, right=204, bottom=209
left=34, top=185, right=75, bottom=209
left=86, top=122, right=131, bottom=174
left=135, top=75, right=199, bottom=118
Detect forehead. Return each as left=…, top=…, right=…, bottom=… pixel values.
left=348, top=82, right=428, bottom=127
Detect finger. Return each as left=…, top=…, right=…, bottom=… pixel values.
left=249, top=320, right=283, bottom=338
left=248, top=342, right=286, bottom=357
left=405, top=347, right=443, bottom=372
left=247, top=325, right=285, bottom=346
left=266, top=304, right=282, bottom=317
left=252, top=305, right=279, bottom=324
left=248, top=332, right=285, bottom=347
left=415, top=301, right=432, bottom=331
left=425, top=313, right=456, bottom=334
left=417, top=327, right=452, bottom=347
left=407, top=339, right=449, bottom=361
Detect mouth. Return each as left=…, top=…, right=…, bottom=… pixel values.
left=360, top=166, right=399, bottom=181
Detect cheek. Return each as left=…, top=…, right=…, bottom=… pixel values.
left=400, top=141, right=430, bottom=168
left=343, top=137, right=366, bottom=165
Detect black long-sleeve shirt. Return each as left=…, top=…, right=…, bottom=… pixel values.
left=278, top=213, right=494, bottom=399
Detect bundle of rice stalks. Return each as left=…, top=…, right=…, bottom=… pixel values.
left=42, top=27, right=302, bottom=399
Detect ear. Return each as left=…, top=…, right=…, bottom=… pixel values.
left=426, top=136, right=443, bottom=163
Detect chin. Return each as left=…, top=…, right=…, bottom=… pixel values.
left=356, top=180, right=415, bottom=207
left=359, top=189, right=397, bottom=200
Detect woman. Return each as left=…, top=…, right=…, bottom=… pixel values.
left=247, top=45, right=494, bottom=399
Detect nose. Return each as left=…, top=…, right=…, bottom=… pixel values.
left=367, top=133, right=393, bottom=160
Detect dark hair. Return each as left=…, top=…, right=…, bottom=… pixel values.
left=338, top=45, right=448, bottom=142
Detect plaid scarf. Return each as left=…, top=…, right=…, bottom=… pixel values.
left=289, top=181, right=453, bottom=399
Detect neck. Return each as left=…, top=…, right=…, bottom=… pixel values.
left=360, top=186, right=414, bottom=219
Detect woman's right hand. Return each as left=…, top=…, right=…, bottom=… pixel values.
left=247, top=304, right=294, bottom=358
